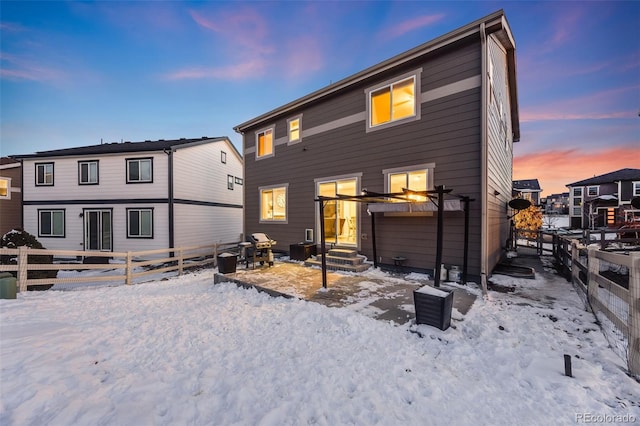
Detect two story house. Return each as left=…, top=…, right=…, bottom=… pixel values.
left=13, top=137, right=243, bottom=254
left=543, top=192, right=569, bottom=215
left=512, top=179, right=542, bottom=205
left=0, top=157, right=22, bottom=236
left=234, top=10, right=519, bottom=285
left=567, top=168, right=640, bottom=229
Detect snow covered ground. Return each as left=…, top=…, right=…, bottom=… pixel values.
left=1, top=262, right=638, bottom=425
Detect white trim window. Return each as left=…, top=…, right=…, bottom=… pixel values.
left=39, top=209, right=65, bottom=237
left=256, top=127, right=274, bottom=159
left=366, top=70, right=421, bottom=131
left=288, top=115, right=302, bottom=144
left=78, top=160, right=99, bottom=185
left=571, top=187, right=583, bottom=217
left=383, top=163, right=435, bottom=202
left=587, top=186, right=599, bottom=197
left=127, top=208, right=153, bottom=238
left=35, top=162, right=54, bottom=186
left=126, top=158, right=153, bottom=183
left=259, top=184, right=288, bottom=223
left=633, top=181, right=640, bottom=197
left=0, top=177, right=10, bottom=199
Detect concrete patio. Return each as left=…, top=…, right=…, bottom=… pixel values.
left=213, top=260, right=478, bottom=326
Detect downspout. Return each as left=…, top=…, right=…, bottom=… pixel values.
left=480, top=22, right=489, bottom=296
left=166, top=148, right=174, bottom=250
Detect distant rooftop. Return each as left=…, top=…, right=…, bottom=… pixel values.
left=11, top=136, right=231, bottom=159
left=567, top=168, right=640, bottom=187
left=513, top=179, right=541, bottom=191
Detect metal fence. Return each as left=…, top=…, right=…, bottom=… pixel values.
left=0, top=241, right=241, bottom=292
left=554, top=238, right=640, bottom=376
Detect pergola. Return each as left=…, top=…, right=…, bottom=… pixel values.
left=314, top=185, right=474, bottom=289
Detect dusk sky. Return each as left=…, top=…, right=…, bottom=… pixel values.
left=1, top=1, right=638, bottom=196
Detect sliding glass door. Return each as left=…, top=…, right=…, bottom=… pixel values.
left=317, top=178, right=358, bottom=246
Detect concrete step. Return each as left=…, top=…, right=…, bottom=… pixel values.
left=327, top=248, right=358, bottom=258
left=304, top=253, right=371, bottom=273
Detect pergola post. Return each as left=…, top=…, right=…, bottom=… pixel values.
left=434, top=185, right=445, bottom=287
left=318, top=197, right=328, bottom=289
left=370, top=209, right=378, bottom=269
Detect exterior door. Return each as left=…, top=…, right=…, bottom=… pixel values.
left=317, top=178, right=358, bottom=246
left=84, top=209, right=112, bottom=251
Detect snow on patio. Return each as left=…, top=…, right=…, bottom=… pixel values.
left=1, top=263, right=638, bottom=425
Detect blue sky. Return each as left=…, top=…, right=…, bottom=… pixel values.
left=1, top=1, right=638, bottom=195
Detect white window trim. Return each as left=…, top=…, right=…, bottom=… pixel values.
left=587, top=185, right=599, bottom=197
left=259, top=183, right=288, bottom=224
left=365, top=69, right=422, bottom=132
left=255, top=126, right=275, bottom=160
left=382, top=163, right=435, bottom=193
left=287, top=114, right=303, bottom=145
left=633, top=181, right=640, bottom=197
left=0, top=177, right=11, bottom=200
left=570, top=187, right=583, bottom=217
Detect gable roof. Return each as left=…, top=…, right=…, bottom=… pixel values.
left=513, top=179, right=541, bottom=191
left=11, top=136, right=241, bottom=160
left=566, top=168, right=640, bottom=187
left=234, top=9, right=519, bottom=141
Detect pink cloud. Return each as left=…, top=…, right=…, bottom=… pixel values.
left=0, top=51, right=66, bottom=82
left=164, top=59, right=267, bottom=81
left=283, top=36, right=323, bottom=78
left=514, top=146, right=640, bottom=195
left=384, top=14, right=445, bottom=40
left=520, top=85, right=640, bottom=122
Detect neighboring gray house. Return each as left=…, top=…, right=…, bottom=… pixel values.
left=512, top=179, right=542, bottom=205
left=0, top=157, right=22, bottom=236
left=567, top=168, right=640, bottom=229
left=13, top=137, right=243, bottom=254
left=543, top=192, right=569, bottom=215
left=234, top=10, right=519, bottom=285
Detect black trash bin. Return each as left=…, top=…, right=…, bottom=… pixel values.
left=217, top=253, right=238, bottom=274
left=413, top=286, right=453, bottom=330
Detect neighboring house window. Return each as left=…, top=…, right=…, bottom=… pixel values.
left=587, top=186, right=599, bottom=197
left=235, top=177, right=243, bottom=185
left=571, top=187, right=583, bottom=216
left=78, top=160, right=99, bottom=185
left=366, top=71, right=420, bottom=131
left=523, top=192, right=533, bottom=202
left=127, top=208, right=153, bottom=238
left=256, top=128, right=274, bottom=159
left=383, top=163, right=434, bottom=202
left=221, top=151, right=227, bottom=164
left=0, top=177, right=10, bottom=199
left=260, top=184, right=287, bottom=222
left=634, top=181, right=640, bottom=196
left=35, top=162, right=54, bottom=186
left=228, top=175, right=234, bottom=190
left=39, top=209, right=65, bottom=237
left=288, top=116, right=302, bottom=144
left=126, top=158, right=153, bottom=183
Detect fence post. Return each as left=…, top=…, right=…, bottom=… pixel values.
left=17, top=246, right=28, bottom=292
left=571, top=241, right=579, bottom=285
left=628, top=253, right=640, bottom=376
left=178, top=247, right=184, bottom=275
left=126, top=251, right=132, bottom=285
left=214, top=244, right=218, bottom=268
left=586, top=247, right=599, bottom=303
left=600, top=230, right=606, bottom=250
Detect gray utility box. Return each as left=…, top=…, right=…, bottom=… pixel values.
left=0, top=272, right=17, bottom=299
left=413, top=286, right=454, bottom=330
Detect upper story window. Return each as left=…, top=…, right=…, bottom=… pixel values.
left=633, top=181, right=640, bottom=196
left=366, top=70, right=421, bottom=131
left=39, top=209, right=65, bottom=237
left=571, top=187, right=583, bottom=216
left=227, top=175, right=234, bottom=190
left=260, top=184, right=287, bottom=223
left=256, top=127, right=274, bottom=159
left=235, top=177, right=243, bottom=185
left=126, top=158, right=153, bottom=183
left=78, top=160, right=99, bottom=185
left=587, top=186, right=599, bottom=197
left=221, top=151, right=227, bottom=164
left=288, top=116, right=302, bottom=144
left=383, top=163, right=434, bottom=202
left=35, top=162, right=54, bottom=186
left=0, top=177, right=10, bottom=199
